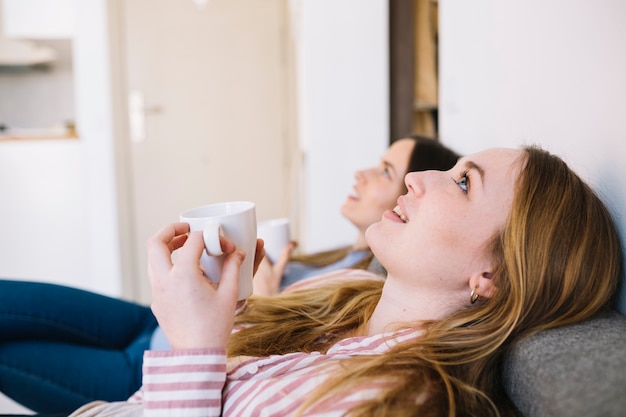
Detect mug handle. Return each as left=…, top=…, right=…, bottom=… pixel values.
left=203, top=221, right=224, bottom=256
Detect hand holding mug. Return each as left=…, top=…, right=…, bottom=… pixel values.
left=253, top=240, right=296, bottom=296
left=147, top=222, right=244, bottom=350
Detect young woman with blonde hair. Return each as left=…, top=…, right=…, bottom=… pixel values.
left=68, top=145, right=622, bottom=416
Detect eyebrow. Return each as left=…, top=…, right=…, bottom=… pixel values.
left=464, top=160, right=485, bottom=182
left=381, top=160, right=396, bottom=175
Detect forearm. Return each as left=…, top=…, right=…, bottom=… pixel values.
left=142, top=349, right=227, bottom=417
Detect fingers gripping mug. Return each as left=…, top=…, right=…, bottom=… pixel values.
left=179, top=201, right=256, bottom=300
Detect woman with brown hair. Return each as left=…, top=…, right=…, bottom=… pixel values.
left=254, top=135, right=460, bottom=295
left=71, top=145, right=621, bottom=416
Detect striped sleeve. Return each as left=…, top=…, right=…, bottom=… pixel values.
left=142, top=349, right=227, bottom=417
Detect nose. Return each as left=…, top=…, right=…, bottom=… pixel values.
left=355, top=168, right=372, bottom=182
left=404, top=171, right=426, bottom=197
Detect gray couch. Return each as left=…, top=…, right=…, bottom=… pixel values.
left=503, top=304, right=626, bottom=417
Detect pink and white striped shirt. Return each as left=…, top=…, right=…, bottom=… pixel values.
left=71, top=269, right=422, bottom=416
left=138, top=327, right=422, bottom=416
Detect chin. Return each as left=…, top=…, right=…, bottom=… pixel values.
left=340, top=205, right=356, bottom=222
left=340, top=201, right=351, bottom=215
left=364, top=223, right=377, bottom=244
left=366, top=221, right=392, bottom=253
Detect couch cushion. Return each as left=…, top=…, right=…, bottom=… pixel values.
left=502, top=310, right=626, bottom=417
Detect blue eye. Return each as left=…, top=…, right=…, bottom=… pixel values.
left=453, top=171, right=470, bottom=193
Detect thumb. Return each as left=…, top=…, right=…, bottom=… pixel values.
left=273, top=241, right=296, bottom=277
left=218, top=249, right=245, bottom=299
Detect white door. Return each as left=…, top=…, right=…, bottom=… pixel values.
left=122, top=0, right=294, bottom=303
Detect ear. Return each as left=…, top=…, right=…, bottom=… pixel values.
left=468, top=271, right=497, bottom=300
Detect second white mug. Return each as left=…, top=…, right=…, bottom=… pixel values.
left=257, top=217, right=290, bottom=263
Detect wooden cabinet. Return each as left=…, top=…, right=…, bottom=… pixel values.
left=390, top=0, right=439, bottom=141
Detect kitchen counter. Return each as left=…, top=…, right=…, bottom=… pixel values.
left=0, top=126, right=78, bottom=141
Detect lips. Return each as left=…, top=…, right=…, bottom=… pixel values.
left=392, top=205, right=408, bottom=223
left=351, top=185, right=360, bottom=201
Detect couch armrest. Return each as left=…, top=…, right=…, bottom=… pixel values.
left=502, top=310, right=626, bottom=417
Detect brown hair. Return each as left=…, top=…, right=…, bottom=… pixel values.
left=228, top=146, right=622, bottom=416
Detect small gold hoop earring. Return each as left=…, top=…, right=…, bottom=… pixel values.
left=470, top=287, right=480, bottom=304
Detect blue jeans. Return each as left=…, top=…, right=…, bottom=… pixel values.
left=0, top=280, right=158, bottom=414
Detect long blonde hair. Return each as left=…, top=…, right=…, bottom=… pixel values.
left=228, top=146, right=622, bottom=416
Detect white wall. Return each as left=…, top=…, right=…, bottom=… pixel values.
left=73, top=0, right=124, bottom=296
left=292, top=0, right=389, bottom=253
left=439, top=0, right=626, bottom=312
left=0, top=140, right=89, bottom=284
left=2, top=0, right=75, bottom=38
left=0, top=1, right=121, bottom=411
left=0, top=0, right=123, bottom=297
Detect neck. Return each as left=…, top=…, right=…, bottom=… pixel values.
left=352, top=231, right=369, bottom=251
left=365, top=274, right=465, bottom=336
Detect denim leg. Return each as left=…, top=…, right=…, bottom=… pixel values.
left=0, top=331, right=152, bottom=413
left=0, top=280, right=156, bottom=348
left=0, top=280, right=158, bottom=413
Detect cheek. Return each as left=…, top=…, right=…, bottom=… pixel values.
left=367, top=183, right=403, bottom=211
left=436, top=212, right=498, bottom=261
left=420, top=209, right=473, bottom=250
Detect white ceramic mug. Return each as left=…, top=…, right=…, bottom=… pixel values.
left=180, top=201, right=256, bottom=300
left=257, top=217, right=290, bottom=263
